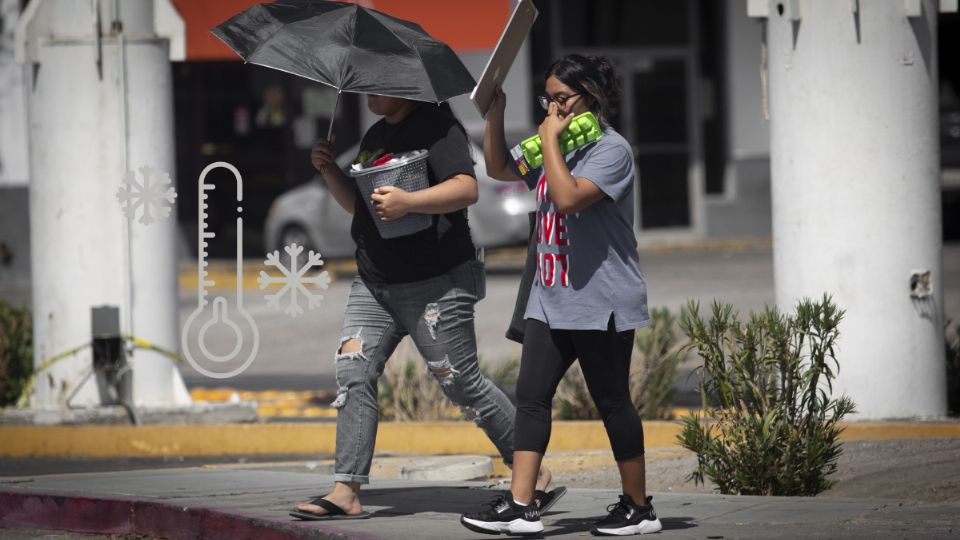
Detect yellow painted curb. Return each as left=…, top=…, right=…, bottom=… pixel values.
left=176, top=238, right=772, bottom=292
left=0, top=421, right=679, bottom=459
left=1, top=421, right=958, bottom=459
left=0, top=424, right=337, bottom=458
left=179, top=259, right=357, bottom=291
left=191, top=388, right=696, bottom=421
left=189, top=388, right=338, bottom=419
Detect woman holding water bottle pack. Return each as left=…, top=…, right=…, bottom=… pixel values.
left=291, top=95, right=558, bottom=521
left=460, top=54, right=663, bottom=536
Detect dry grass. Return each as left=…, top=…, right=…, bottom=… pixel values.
left=554, top=308, right=686, bottom=420
left=378, top=338, right=461, bottom=421
left=378, top=309, right=685, bottom=422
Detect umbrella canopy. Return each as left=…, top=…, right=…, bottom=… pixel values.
left=211, top=0, right=476, bottom=105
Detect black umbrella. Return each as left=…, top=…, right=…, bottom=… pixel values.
left=211, top=0, right=476, bottom=138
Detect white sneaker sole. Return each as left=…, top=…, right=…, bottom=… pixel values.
left=461, top=516, right=545, bottom=536
left=594, top=517, right=663, bottom=535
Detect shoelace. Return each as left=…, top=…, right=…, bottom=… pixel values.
left=605, top=496, right=634, bottom=518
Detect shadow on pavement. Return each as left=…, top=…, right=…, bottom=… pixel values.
left=359, top=486, right=504, bottom=517
left=345, top=486, right=697, bottom=537
left=661, top=516, right=698, bottom=530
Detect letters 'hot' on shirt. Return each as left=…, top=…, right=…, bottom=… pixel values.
left=510, top=126, right=650, bottom=332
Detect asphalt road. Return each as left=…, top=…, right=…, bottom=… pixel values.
left=179, top=244, right=960, bottom=393
left=178, top=246, right=777, bottom=392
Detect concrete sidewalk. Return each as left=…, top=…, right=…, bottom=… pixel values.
left=2, top=464, right=959, bottom=539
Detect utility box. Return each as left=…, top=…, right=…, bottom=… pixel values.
left=91, top=305, right=137, bottom=423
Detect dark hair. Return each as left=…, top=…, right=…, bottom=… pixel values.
left=437, top=101, right=467, bottom=136
left=546, top=54, right=620, bottom=126
left=436, top=101, right=474, bottom=162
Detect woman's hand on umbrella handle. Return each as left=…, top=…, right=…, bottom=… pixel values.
left=311, top=135, right=337, bottom=173
left=370, top=186, right=410, bottom=221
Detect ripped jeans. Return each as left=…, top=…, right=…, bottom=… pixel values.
left=331, top=260, right=515, bottom=484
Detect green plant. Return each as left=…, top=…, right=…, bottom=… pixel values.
left=481, top=356, right=520, bottom=396
left=378, top=338, right=458, bottom=421
left=946, top=320, right=960, bottom=416
left=631, top=308, right=685, bottom=420
left=553, top=308, right=686, bottom=420
left=677, top=295, right=856, bottom=496
left=553, top=363, right=596, bottom=420
left=0, top=301, right=33, bottom=407
left=377, top=339, right=520, bottom=421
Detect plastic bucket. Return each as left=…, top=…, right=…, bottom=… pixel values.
left=349, top=150, right=432, bottom=239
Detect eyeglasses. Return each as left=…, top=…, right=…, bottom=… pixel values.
left=537, top=93, right=580, bottom=111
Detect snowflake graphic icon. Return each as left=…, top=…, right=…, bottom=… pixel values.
left=116, top=165, right=177, bottom=225
left=257, top=243, right=331, bottom=317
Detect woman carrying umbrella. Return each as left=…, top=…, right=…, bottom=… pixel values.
left=460, top=54, right=663, bottom=536
left=292, top=95, right=559, bottom=520
left=212, top=1, right=562, bottom=521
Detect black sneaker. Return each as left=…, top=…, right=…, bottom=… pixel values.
left=591, top=494, right=662, bottom=536
left=460, top=493, right=544, bottom=536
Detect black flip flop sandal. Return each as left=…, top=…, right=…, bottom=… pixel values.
left=534, top=486, right=568, bottom=515
left=289, top=497, right=371, bottom=520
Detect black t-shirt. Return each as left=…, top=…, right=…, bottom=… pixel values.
left=351, top=104, right=477, bottom=284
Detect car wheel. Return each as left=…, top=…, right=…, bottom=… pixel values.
left=278, top=224, right=316, bottom=255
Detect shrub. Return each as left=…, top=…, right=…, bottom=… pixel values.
left=378, top=338, right=459, bottom=421
left=677, top=295, right=855, bottom=496
left=631, top=308, right=685, bottom=419
left=377, top=339, right=519, bottom=421
left=553, top=363, right=595, bottom=420
left=553, top=308, right=685, bottom=420
left=0, top=301, right=33, bottom=407
left=482, top=356, right=520, bottom=396
left=377, top=308, right=684, bottom=422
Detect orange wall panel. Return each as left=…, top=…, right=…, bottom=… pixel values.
left=371, top=0, right=511, bottom=52
left=174, top=0, right=511, bottom=61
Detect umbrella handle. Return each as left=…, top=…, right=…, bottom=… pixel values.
left=326, top=90, right=341, bottom=140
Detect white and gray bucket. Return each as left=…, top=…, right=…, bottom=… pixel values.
left=349, top=150, right=432, bottom=239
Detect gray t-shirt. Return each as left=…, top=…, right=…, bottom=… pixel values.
left=510, top=127, right=649, bottom=332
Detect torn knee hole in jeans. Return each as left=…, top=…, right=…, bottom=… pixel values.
left=335, top=333, right=364, bottom=361
left=332, top=333, right=364, bottom=409
left=423, top=303, right=440, bottom=340
left=427, top=356, right=460, bottom=387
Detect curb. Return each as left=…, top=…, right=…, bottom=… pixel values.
left=190, top=389, right=339, bottom=419
left=180, top=238, right=773, bottom=290
left=0, top=421, right=681, bottom=458
left=180, top=259, right=358, bottom=291
left=2, top=420, right=960, bottom=459
left=186, top=388, right=697, bottom=420
left=0, top=491, right=372, bottom=540
left=0, top=402, right=259, bottom=426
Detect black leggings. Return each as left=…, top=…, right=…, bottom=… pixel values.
left=514, top=317, right=645, bottom=461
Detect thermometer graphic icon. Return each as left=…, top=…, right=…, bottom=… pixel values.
left=181, top=162, right=260, bottom=379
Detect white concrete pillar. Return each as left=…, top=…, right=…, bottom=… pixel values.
left=16, top=0, right=189, bottom=407
left=761, top=0, right=945, bottom=418
left=0, top=0, right=30, bottom=188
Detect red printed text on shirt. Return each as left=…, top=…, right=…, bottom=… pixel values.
left=535, top=174, right=570, bottom=287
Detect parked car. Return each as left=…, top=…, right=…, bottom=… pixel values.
left=264, top=142, right=536, bottom=258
